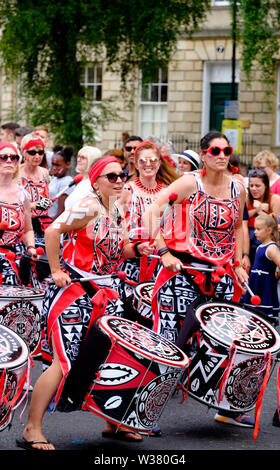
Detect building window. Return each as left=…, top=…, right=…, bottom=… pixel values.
left=81, top=64, right=102, bottom=102
left=211, top=0, right=229, bottom=5
left=139, top=68, right=168, bottom=138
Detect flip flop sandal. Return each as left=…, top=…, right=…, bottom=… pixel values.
left=16, top=438, right=53, bottom=450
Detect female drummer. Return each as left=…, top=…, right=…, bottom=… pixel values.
left=17, top=156, right=154, bottom=450
left=143, top=130, right=255, bottom=428
left=247, top=169, right=280, bottom=265
left=19, top=132, right=52, bottom=287
left=0, top=142, right=39, bottom=284
left=119, top=141, right=178, bottom=317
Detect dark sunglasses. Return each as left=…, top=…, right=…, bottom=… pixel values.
left=203, top=146, right=233, bottom=157
left=25, top=149, right=45, bottom=156
left=99, top=172, right=128, bottom=183
left=125, top=146, right=138, bottom=152
left=0, top=154, right=20, bottom=162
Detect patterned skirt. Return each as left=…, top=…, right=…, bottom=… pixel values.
left=41, top=261, right=126, bottom=406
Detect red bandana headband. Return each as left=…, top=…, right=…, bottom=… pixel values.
left=22, top=138, right=45, bottom=153
left=0, top=142, right=19, bottom=154
left=89, top=156, right=119, bottom=185
left=134, top=140, right=160, bottom=159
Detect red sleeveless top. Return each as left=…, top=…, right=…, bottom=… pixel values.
left=164, top=174, right=240, bottom=265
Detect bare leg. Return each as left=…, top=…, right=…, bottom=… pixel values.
left=21, top=343, right=63, bottom=450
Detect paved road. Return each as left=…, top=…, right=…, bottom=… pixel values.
left=1, top=355, right=280, bottom=465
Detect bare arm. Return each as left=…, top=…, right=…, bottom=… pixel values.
left=23, top=196, right=39, bottom=261
left=142, top=174, right=197, bottom=272
left=233, top=183, right=249, bottom=285
left=45, top=196, right=99, bottom=287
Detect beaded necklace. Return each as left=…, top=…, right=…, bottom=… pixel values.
left=134, top=176, right=163, bottom=194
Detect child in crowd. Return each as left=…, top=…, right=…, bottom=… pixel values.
left=243, top=213, right=280, bottom=325
left=49, top=145, right=74, bottom=220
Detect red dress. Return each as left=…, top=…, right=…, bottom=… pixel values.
left=41, top=196, right=125, bottom=406
left=0, top=188, right=26, bottom=284
left=152, top=173, right=242, bottom=341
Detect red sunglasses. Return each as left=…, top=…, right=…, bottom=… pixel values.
left=203, top=146, right=233, bottom=157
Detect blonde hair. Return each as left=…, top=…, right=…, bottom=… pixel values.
left=253, top=150, right=279, bottom=172
left=77, top=146, right=102, bottom=172
left=20, top=131, right=45, bottom=153
left=255, top=213, right=279, bottom=245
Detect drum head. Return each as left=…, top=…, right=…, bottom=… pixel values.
left=134, top=282, right=153, bottom=307
left=97, top=316, right=189, bottom=368
left=0, top=324, right=29, bottom=370
left=0, top=285, right=44, bottom=300
left=195, top=300, right=280, bottom=355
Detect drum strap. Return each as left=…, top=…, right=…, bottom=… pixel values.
left=218, top=344, right=237, bottom=404
left=253, top=352, right=272, bottom=441
left=139, top=255, right=159, bottom=282
left=151, top=266, right=177, bottom=334
left=175, top=297, right=202, bottom=350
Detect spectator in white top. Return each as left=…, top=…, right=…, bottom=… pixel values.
left=64, top=145, right=102, bottom=210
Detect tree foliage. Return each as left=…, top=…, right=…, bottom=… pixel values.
left=0, top=0, right=211, bottom=149
left=231, top=0, right=280, bottom=94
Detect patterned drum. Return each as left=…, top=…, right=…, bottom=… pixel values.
left=0, top=324, right=29, bottom=431
left=0, top=285, right=44, bottom=357
left=183, top=300, right=280, bottom=412
left=83, top=316, right=189, bottom=434
left=133, top=281, right=154, bottom=322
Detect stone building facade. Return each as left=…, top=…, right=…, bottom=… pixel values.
left=0, top=2, right=278, bottom=165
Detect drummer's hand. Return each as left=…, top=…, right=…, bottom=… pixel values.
left=242, top=255, right=251, bottom=274
left=233, top=264, right=248, bottom=291
left=51, top=270, right=72, bottom=287
left=137, top=242, right=155, bottom=256
left=160, top=251, right=183, bottom=272
left=27, top=246, right=40, bottom=262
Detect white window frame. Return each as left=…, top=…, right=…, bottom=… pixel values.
left=81, top=64, right=103, bottom=102
left=138, top=68, right=168, bottom=138
left=211, top=0, right=230, bottom=5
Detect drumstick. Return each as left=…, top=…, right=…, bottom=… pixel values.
left=149, top=192, right=178, bottom=244
left=117, top=270, right=138, bottom=286
left=242, top=281, right=261, bottom=305
left=233, top=260, right=261, bottom=305
left=149, top=254, right=226, bottom=275
left=51, top=174, right=83, bottom=202
left=70, top=271, right=138, bottom=286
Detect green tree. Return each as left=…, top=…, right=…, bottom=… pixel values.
left=231, top=0, right=280, bottom=95
left=0, top=0, right=210, bottom=150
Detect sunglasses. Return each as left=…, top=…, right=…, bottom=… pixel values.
left=137, top=156, right=160, bottom=165
left=0, top=154, right=20, bottom=162
left=99, top=172, right=128, bottom=183
left=248, top=169, right=267, bottom=177
left=25, top=149, right=45, bottom=156
left=125, top=146, right=138, bottom=152
left=203, top=146, right=233, bottom=157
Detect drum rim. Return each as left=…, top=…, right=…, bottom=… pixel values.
left=134, top=282, right=154, bottom=307
left=0, top=324, right=29, bottom=370
left=97, top=315, right=189, bottom=368
left=195, top=300, right=280, bottom=355
left=0, top=285, right=44, bottom=299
